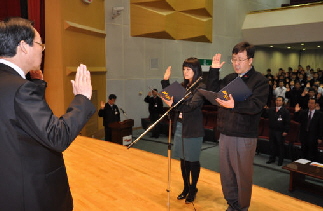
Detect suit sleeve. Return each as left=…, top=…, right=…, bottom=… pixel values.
left=161, top=80, right=170, bottom=89
left=14, top=80, right=96, bottom=152
left=98, top=107, right=105, bottom=117
left=206, top=67, right=220, bottom=91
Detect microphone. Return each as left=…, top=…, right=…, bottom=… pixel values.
left=120, top=108, right=126, bottom=114
left=119, top=108, right=128, bottom=119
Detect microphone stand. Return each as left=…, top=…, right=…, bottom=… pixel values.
left=127, top=76, right=202, bottom=149
left=120, top=108, right=129, bottom=119
left=127, top=77, right=202, bottom=210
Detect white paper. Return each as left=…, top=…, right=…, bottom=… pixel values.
left=294, top=159, right=311, bottom=164
left=310, top=162, right=323, bottom=168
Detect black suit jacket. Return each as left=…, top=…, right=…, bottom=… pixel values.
left=263, top=107, right=290, bottom=133
left=294, top=109, right=323, bottom=142
left=98, top=103, right=120, bottom=126
left=0, top=63, right=96, bottom=211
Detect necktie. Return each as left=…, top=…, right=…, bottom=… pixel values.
left=306, top=111, right=312, bottom=131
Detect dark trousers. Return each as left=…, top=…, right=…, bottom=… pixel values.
left=300, top=132, right=318, bottom=161
left=104, top=126, right=112, bottom=141
left=219, top=134, right=257, bottom=211
left=149, top=113, right=160, bottom=137
left=269, top=130, right=285, bottom=163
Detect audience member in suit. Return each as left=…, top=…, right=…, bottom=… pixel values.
left=207, top=42, right=268, bottom=211
left=144, top=89, right=164, bottom=138
left=0, top=17, right=96, bottom=211
left=161, top=58, right=205, bottom=204
left=263, top=96, right=290, bottom=166
left=294, top=99, right=323, bottom=161
left=299, top=87, right=316, bottom=110
left=298, top=73, right=307, bottom=88
left=98, top=94, right=120, bottom=141
left=285, top=80, right=303, bottom=107
left=309, top=72, right=319, bottom=87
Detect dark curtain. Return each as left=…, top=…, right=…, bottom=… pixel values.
left=27, top=0, right=46, bottom=73
left=0, top=0, right=21, bottom=20
left=0, top=0, right=44, bottom=38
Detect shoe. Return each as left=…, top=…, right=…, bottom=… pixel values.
left=227, top=201, right=242, bottom=211
left=177, top=190, right=189, bottom=200
left=266, top=159, right=275, bottom=164
left=185, top=188, right=198, bottom=204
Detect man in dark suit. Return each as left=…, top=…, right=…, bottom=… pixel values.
left=263, top=96, right=290, bottom=166
left=0, top=18, right=96, bottom=211
left=144, top=89, right=164, bottom=138
left=294, top=98, right=323, bottom=161
left=98, top=94, right=121, bottom=141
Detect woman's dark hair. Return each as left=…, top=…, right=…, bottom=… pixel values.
left=232, top=41, right=255, bottom=59
left=182, top=57, right=202, bottom=88
left=0, top=17, right=35, bottom=57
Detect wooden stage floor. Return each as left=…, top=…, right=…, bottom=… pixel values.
left=64, top=136, right=322, bottom=211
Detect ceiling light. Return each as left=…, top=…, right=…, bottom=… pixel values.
left=318, top=46, right=321, bottom=48
left=287, top=47, right=291, bottom=49
left=301, top=43, right=304, bottom=46
left=270, top=45, right=273, bottom=48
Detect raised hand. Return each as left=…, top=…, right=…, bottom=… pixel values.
left=29, top=70, right=43, bottom=80
left=295, top=103, right=301, bottom=112
left=211, top=53, right=225, bottom=68
left=100, top=100, right=105, bottom=109
left=164, top=66, right=172, bottom=80
left=71, top=64, right=92, bottom=100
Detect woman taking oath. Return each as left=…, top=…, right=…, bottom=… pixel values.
left=161, top=58, right=205, bottom=204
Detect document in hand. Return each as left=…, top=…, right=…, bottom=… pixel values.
left=160, top=81, right=186, bottom=102
left=218, top=77, right=252, bottom=101
left=198, top=77, right=252, bottom=105
left=198, top=89, right=218, bottom=105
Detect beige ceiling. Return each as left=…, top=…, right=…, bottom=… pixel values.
left=242, top=2, right=323, bottom=51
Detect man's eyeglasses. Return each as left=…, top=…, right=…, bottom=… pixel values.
left=231, top=58, right=248, bottom=63
left=34, top=41, right=45, bottom=51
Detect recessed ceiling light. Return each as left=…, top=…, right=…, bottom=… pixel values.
left=318, top=46, right=321, bottom=48
left=287, top=47, right=291, bottom=49
left=301, top=43, right=304, bottom=46
left=303, top=48, right=306, bottom=51
left=270, top=46, right=273, bottom=47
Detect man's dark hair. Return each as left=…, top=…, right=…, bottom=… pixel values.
left=308, top=88, right=315, bottom=93
left=232, top=42, right=255, bottom=59
left=309, top=97, right=317, bottom=104
left=294, top=80, right=301, bottom=85
left=108, top=94, right=117, bottom=100
left=276, top=96, right=285, bottom=102
left=182, top=57, right=202, bottom=88
left=0, top=17, right=35, bottom=57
